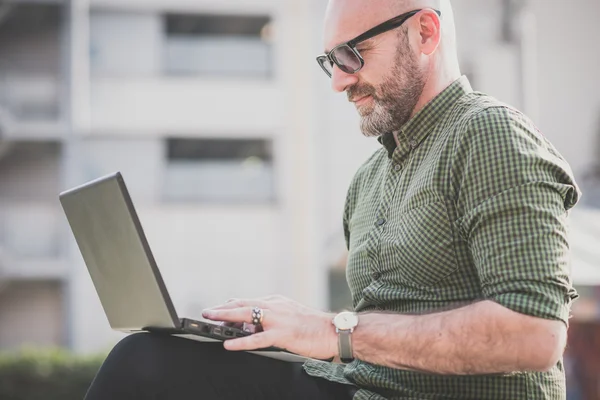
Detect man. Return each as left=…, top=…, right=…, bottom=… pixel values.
left=84, top=0, right=580, bottom=399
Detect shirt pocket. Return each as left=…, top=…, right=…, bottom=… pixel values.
left=386, top=200, right=459, bottom=288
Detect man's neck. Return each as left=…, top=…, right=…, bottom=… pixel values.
left=410, top=67, right=461, bottom=120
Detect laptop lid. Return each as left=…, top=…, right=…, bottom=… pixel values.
left=59, top=172, right=180, bottom=332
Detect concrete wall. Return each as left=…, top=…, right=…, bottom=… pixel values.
left=451, top=0, right=600, bottom=177
left=90, top=79, right=283, bottom=135
left=529, top=0, right=600, bottom=177
left=90, top=11, right=161, bottom=77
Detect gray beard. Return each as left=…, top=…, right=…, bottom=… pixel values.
left=358, top=42, right=426, bottom=137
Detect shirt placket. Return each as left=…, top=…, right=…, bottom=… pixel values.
left=362, top=138, right=412, bottom=309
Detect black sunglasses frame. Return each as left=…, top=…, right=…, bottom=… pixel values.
left=316, top=9, right=442, bottom=78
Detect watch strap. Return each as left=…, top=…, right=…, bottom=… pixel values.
left=338, top=329, right=354, bottom=363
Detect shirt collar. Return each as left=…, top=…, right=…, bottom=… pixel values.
left=378, top=76, right=473, bottom=158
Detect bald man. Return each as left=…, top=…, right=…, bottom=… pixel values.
left=85, top=1, right=579, bottom=399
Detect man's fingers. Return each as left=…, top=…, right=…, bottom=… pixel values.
left=208, top=299, right=267, bottom=311
left=223, top=331, right=276, bottom=351
left=203, top=307, right=266, bottom=324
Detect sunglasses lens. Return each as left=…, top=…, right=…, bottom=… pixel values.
left=332, top=45, right=361, bottom=74
left=317, top=56, right=334, bottom=77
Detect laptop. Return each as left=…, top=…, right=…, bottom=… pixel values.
left=59, top=172, right=311, bottom=363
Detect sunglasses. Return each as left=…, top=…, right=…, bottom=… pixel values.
left=316, top=9, right=441, bottom=78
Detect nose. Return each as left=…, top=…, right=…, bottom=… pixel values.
left=330, top=66, right=359, bottom=93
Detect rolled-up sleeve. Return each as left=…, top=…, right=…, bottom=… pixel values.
left=454, top=106, right=580, bottom=325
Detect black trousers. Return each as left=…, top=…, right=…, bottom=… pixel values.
left=84, top=333, right=357, bottom=400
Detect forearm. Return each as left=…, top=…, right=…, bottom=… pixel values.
left=352, top=300, right=565, bottom=375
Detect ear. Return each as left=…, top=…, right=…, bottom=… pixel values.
left=417, top=10, right=441, bottom=56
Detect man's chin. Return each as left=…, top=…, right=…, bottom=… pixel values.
left=359, top=111, right=398, bottom=137
left=359, top=118, right=385, bottom=138
left=356, top=105, right=374, bottom=117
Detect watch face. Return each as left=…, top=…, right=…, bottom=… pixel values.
left=334, top=312, right=359, bottom=330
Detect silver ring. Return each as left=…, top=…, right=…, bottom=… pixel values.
left=251, top=307, right=263, bottom=325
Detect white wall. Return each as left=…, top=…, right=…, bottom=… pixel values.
left=452, top=0, right=600, bottom=177
left=90, top=79, right=283, bottom=135
left=90, top=0, right=278, bottom=15
left=570, top=207, right=600, bottom=285
left=0, top=203, right=62, bottom=259
left=90, top=11, right=161, bottom=77
left=78, top=138, right=163, bottom=202
left=529, top=0, right=600, bottom=177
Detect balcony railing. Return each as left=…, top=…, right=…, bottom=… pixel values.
left=0, top=72, right=65, bottom=139
left=0, top=73, right=60, bottom=120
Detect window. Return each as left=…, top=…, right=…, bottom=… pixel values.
left=163, top=14, right=273, bottom=77
left=0, top=4, right=62, bottom=120
left=164, top=138, right=275, bottom=203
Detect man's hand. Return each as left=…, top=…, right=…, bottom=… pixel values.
left=202, top=295, right=338, bottom=360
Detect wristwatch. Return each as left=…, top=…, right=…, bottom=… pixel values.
left=332, top=311, right=359, bottom=363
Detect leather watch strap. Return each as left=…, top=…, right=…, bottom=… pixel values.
left=338, top=330, right=354, bottom=363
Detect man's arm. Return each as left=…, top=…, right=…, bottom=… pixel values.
left=351, top=300, right=566, bottom=375
left=202, top=296, right=566, bottom=372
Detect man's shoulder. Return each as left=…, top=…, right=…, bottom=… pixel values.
left=449, top=91, right=580, bottom=211
left=452, top=91, right=526, bottom=128
left=448, top=91, right=548, bottom=148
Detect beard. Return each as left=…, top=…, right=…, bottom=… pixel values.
left=348, top=31, right=427, bottom=138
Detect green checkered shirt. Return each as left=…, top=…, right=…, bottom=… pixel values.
left=304, top=76, right=580, bottom=399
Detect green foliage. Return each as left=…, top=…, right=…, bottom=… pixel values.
left=0, top=348, right=105, bottom=400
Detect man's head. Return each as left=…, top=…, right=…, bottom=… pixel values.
left=322, top=0, right=460, bottom=137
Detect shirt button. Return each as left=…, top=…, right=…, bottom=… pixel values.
left=394, top=164, right=401, bottom=171
left=409, top=139, right=418, bottom=149
left=371, top=272, right=381, bottom=280
left=375, top=218, right=386, bottom=227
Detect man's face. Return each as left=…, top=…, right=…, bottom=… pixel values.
left=323, top=0, right=427, bottom=137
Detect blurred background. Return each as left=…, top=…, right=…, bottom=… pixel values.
left=0, top=0, right=599, bottom=398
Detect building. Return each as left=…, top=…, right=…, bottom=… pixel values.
left=0, top=0, right=599, bottom=357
